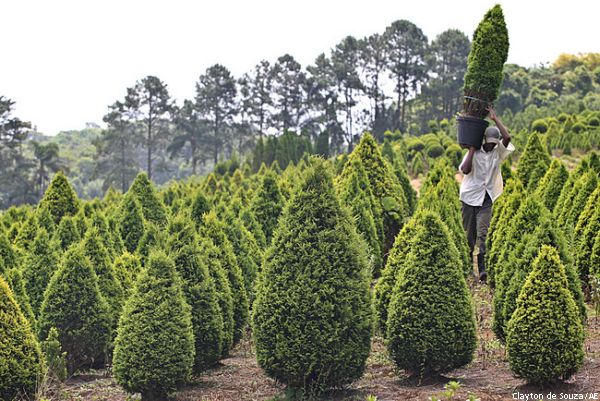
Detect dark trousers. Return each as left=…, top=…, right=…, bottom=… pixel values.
left=461, top=192, right=493, bottom=276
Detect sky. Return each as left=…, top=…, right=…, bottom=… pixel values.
left=1, top=0, right=599, bottom=136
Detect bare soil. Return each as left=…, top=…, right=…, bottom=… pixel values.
left=47, top=281, right=600, bottom=401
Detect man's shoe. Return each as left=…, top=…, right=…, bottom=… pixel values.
left=479, top=271, right=487, bottom=283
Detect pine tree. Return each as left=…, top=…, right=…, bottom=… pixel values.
left=239, top=207, right=267, bottom=249
left=393, top=161, right=417, bottom=215
left=136, top=222, right=166, bottom=267
left=386, top=211, right=476, bottom=376
left=112, top=251, right=141, bottom=297
left=127, top=172, right=168, bottom=227
left=39, top=171, right=80, bottom=225
left=252, top=160, right=372, bottom=395
left=516, top=133, right=551, bottom=190
left=14, top=212, right=38, bottom=251
left=250, top=172, right=284, bottom=244
left=168, top=227, right=224, bottom=371
left=118, top=193, right=145, bottom=253
left=0, top=277, right=43, bottom=401
left=22, top=229, right=60, bottom=316
left=38, top=245, right=111, bottom=374
left=113, top=251, right=195, bottom=401
left=506, top=245, right=584, bottom=385
left=535, top=158, right=569, bottom=211
left=199, top=211, right=249, bottom=346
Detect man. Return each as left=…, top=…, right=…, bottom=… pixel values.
left=459, top=107, right=514, bottom=282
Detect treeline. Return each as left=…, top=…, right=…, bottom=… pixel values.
left=1, top=25, right=599, bottom=208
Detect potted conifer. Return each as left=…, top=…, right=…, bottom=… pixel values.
left=457, top=4, right=509, bottom=148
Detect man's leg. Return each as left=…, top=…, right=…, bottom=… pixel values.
left=476, top=193, right=493, bottom=281
left=461, top=201, right=478, bottom=276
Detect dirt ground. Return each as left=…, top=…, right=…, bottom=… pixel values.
left=47, top=280, right=600, bottom=401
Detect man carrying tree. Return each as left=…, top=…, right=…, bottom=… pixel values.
left=459, top=107, right=514, bottom=282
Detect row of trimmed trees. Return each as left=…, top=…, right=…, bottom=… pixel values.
left=2, top=130, right=598, bottom=399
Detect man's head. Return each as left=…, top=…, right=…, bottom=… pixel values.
left=482, top=126, right=501, bottom=152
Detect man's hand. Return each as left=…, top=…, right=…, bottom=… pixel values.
left=487, top=106, right=498, bottom=122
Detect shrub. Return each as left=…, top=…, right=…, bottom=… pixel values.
left=42, top=327, right=67, bottom=382
left=52, top=215, right=81, bottom=252
left=127, top=172, right=168, bottom=227
left=252, top=160, right=372, bottom=395
left=573, top=186, right=600, bottom=284
left=555, top=171, right=598, bottom=240
left=250, top=172, right=284, bottom=244
left=386, top=211, right=476, bottom=376
left=506, top=246, right=584, bottom=385
left=82, top=227, right=125, bottom=336
left=445, top=143, right=463, bottom=168
left=4, top=268, right=36, bottom=329
left=39, top=172, right=80, bottom=225
left=0, top=277, right=43, bottom=401
left=118, top=194, right=145, bottom=253
left=463, top=5, right=509, bottom=118
left=531, top=119, right=548, bottom=133
left=534, top=159, right=569, bottom=211
left=199, top=211, right=249, bottom=346
left=339, top=133, right=408, bottom=256
left=0, top=229, right=18, bottom=275
left=22, top=229, right=60, bottom=315
left=374, top=213, right=421, bottom=334
left=516, top=133, right=551, bottom=190
left=38, top=245, right=111, bottom=374
left=113, top=251, right=195, bottom=401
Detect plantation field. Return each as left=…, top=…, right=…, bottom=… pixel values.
left=42, top=283, right=600, bottom=401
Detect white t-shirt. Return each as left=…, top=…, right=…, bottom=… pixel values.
left=459, top=141, right=515, bottom=207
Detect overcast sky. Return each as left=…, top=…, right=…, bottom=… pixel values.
left=1, top=0, right=598, bottom=136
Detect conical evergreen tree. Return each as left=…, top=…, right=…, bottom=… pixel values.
left=516, top=132, right=551, bottom=190
left=250, top=172, right=284, bottom=244
left=239, top=207, right=267, bottom=249
left=199, top=211, right=249, bottom=346
left=112, top=251, right=141, bottom=297
left=38, top=171, right=80, bottom=225
left=113, top=251, right=194, bottom=401
left=22, top=229, right=60, bottom=316
left=393, top=161, right=417, bottom=215
left=573, top=185, right=600, bottom=285
left=338, top=133, right=408, bottom=256
left=52, top=215, right=81, bottom=252
left=535, top=158, right=569, bottom=211
left=506, top=245, right=584, bottom=385
left=167, top=225, right=224, bottom=372
left=337, top=158, right=384, bottom=276
left=553, top=158, right=591, bottom=215
left=5, top=267, right=36, bottom=328
left=118, top=193, right=145, bottom=253
left=42, top=327, right=68, bottom=382
left=556, top=171, right=598, bottom=240
left=190, top=189, right=211, bottom=230
left=36, top=205, right=56, bottom=237
left=374, top=213, right=422, bottom=334
left=38, top=245, right=111, bottom=373
left=386, top=211, right=476, bottom=376
left=82, top=227, right=125, bottom=337
left=199, top=236, right=235, bottom=356
left=127, top=172, right=168, bottom=227
left=14, top=212, right=38, bottom=251
left=0, top=229, right=18, bottom=275
left=89, top=210, right=117, bottom=257
left=220, top=209, right=261, bottom=303
left=252, top=160, right=373, bottom=395
left=0, top=277, right=43, bottom=401
left=493, top=213, right=586, bottom=340
left=136, top=222, right=167, bottom=267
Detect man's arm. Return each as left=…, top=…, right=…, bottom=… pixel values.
left=459, top=147, right=477, bottom=175
left=487, top=106, right=511, bottom=147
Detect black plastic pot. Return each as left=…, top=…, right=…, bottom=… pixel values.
left=456, top=115, right=489, bottom=148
